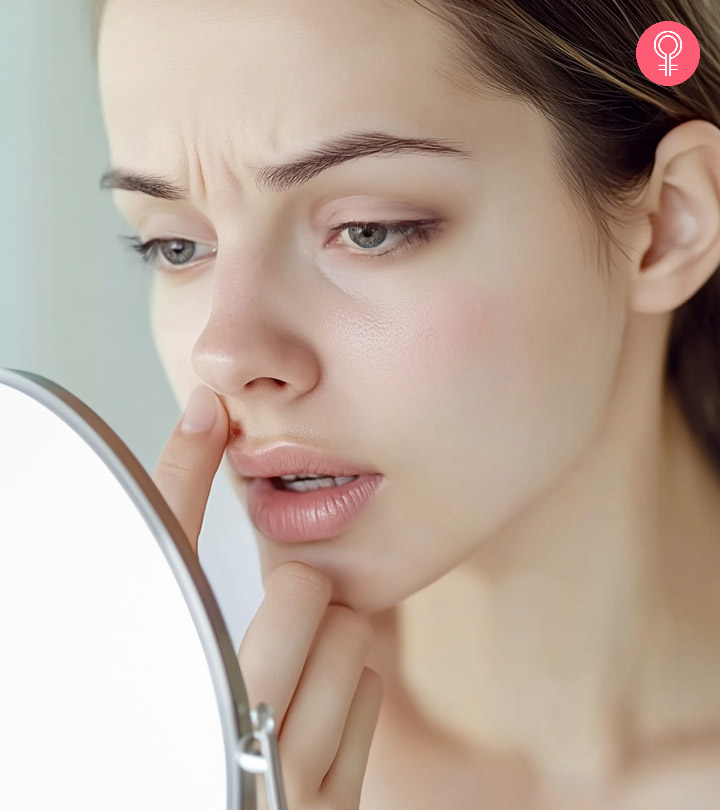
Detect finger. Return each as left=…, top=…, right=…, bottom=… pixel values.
left=152, top=385, right=229, bottom=554
left=274, top=605, right=375, bottom=798
left=237, top=562, right=332, bottom=726
left=320, top=667, right=384, bottom=807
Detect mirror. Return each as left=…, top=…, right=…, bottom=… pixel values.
left=0, top=367, right=286, bottom=810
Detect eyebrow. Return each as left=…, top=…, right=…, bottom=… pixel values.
left=99, top=130, right=472, bottom=200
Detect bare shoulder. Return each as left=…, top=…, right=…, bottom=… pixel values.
left=609, top=737, right=720, bottom=810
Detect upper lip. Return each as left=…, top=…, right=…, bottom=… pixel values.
left=225, top=441, right=380, bottom=479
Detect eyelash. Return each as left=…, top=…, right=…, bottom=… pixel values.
left=119, top=219, right=442, bottom=272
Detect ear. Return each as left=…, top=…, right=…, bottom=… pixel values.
left=630, top=119, right=720, bottom=315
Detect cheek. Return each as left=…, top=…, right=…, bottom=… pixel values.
left=425, top=287, right=491, bottom=359
left=344, top=285, right=496, bottom=410
left=407, top=286, right=493, bottom=389
left=150, top=284, right=207, bottom=407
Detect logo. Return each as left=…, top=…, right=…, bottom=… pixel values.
left=637, top=21, right=700, bottom=86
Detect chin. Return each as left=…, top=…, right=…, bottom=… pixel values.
left=259, top=546, right=412, bottom=617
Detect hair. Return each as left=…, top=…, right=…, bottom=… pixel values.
left=88, top=0, right=720, bottom=479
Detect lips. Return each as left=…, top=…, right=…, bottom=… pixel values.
left=243, top=473, right=385, bottom=542
left=225, top=440, right=379, bottom=480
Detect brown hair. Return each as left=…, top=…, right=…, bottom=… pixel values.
left=88, top=0, right=720, bottom=478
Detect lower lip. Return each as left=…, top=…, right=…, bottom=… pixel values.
left=243, top=474, right=385, bottom=542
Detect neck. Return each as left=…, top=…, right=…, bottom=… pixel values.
left=365, top=314, right=720, bottom=800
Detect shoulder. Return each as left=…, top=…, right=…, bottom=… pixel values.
left=611, top=739, right=720, bottom=810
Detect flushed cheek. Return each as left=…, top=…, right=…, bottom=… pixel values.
left=419, top=286, right=493, bottom=374
left=352, top=286, right=496, bottom=440
left=339, top=286, right=493, bottom=404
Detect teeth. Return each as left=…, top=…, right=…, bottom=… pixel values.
left=279, top=474, right=325, bottom=480
left=279, top=475, right=358, bottom=492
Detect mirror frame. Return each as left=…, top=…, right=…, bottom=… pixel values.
left=0, top=366, right=259, bottom=810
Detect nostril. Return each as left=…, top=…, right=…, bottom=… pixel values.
left=246, top=377, right=286, bottom=390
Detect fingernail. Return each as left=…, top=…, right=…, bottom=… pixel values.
left=181, top=386, right=218, bottom=433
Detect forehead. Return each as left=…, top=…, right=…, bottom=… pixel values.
left=96, top=0, right=563, bottom=231
left=97, top=0, right=508, bottom=163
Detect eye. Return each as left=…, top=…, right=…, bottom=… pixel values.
left=119, top=218, right=443, bottom=273
left=326, top=220, right=443, bottom=260
left=119, top=236, right=216, bottom=271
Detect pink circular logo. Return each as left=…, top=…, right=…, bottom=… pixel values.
left=637, top=21, right=700, bottom=86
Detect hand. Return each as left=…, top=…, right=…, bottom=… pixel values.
left=151, top=385, right=385, bottom=810
left=152, top=384, right=231, bottom=556
left=238, top=562, right=385, bottom=810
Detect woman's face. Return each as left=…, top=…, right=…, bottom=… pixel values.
left=98, top=0, right=629, bottom=612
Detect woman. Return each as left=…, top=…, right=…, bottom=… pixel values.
left=89, top=0, right=720, bottom=807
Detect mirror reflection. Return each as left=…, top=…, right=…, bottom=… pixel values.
left=0, top=370, right=257, bottom=810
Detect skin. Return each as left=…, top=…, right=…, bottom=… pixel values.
left=151, top=390, right=382, bottom=810
left=97, top=0, right=720, bottom=806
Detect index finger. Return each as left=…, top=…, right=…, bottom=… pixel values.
left=152, top=385, right=230, bottom=553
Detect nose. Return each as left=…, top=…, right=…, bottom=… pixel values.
left=188, top=253, right=322, bottom=401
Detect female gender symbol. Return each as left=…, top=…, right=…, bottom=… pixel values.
left=637, top=20, right=700, bottom=86
left=655, top=30, right=682, bottom=77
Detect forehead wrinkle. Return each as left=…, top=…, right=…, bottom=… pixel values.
left=181, top=125, right=250, bottom=210
left=189, top=142, right=207, bottom=205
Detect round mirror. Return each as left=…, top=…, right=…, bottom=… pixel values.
left=0, top=367, right=273, bottom=810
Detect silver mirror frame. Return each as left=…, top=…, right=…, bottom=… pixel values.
left=0, top=367, right=289, bottom=810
